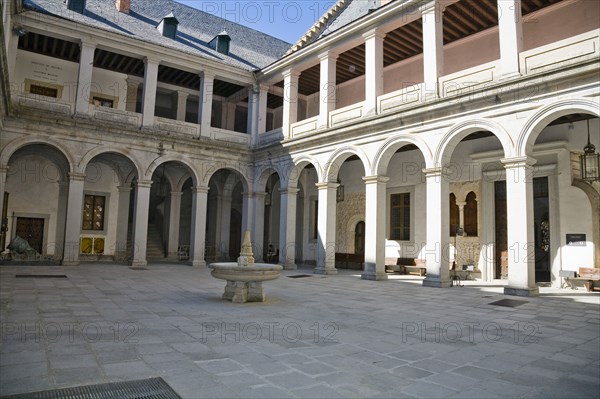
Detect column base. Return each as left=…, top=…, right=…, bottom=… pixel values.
left=361, top=272, right=388, bottom=281
left=192, top=260, right=207, bottom=268
left=314, top=267, right=337, bottom=275
left=504, top=286, right=539, bottom=297
left=61, top=260, right=80, bottom=266
left=283, top=263, right=297, bottom=270
left=422, top=278, right=452, bottom=288
left=130, top=260, right=147, bottom=268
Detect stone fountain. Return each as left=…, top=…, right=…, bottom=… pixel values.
left=209, top=231, right=283, bottom=303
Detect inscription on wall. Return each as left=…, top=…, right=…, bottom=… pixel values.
left=31, top=61, right=63, bottom=83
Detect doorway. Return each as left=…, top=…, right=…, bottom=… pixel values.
left=354, top=221, right=365, bottom=255
left=15, top=217, right=45, bottom=253
left=494, top=181, right=508, bottom=279
left=533, top=177, right=550, bottom=283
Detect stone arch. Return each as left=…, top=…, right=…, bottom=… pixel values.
left=517, top=99, right=600, bottom=157
left=373, top=135, right=434, bottom=175
left=324, top=146, right=370, bottom=182
left=145, top=156, right=200, bottom=187
left=203, top=163, right=250, bottom=192
left=78, top=147, right=143, bottom=185
left=1, top=137, right=75, bottom=174
left=255, top=166, right=281, bottom=193
left=435, top=119, right=513, bottom=166
left=290, top=155, right=322, bottom=189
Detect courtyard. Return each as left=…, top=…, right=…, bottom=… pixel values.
left=0, top=263, right=598, bottom=398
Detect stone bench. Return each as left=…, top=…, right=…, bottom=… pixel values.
left=566, top=267, right=600, bottom=292
left=385, top=258, right=426, bottom=276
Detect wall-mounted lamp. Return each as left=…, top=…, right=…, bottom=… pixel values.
left=336, top=179, right=344, bottom=203
left=580, top=119, right=600, bottom=182
left=13, top=27, right=28, bottom=37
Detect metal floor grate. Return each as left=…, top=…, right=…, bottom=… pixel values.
left=1, top=377, right=181, bottom=399
left=287, top=274, right=313, bottom=279
left=15, top=275, right=67, bottom=279
left=488, top=299, right=528, bottom=308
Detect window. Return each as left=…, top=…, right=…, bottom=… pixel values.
left=92, top=96, right=114, bottom=108
left=82, top=195, right=106, bottom=231
left=449, top=193, right=460, bottom=236
left=30, top=84, right=58, bottom=98
left=464, top=191, right=478, bottom=236
left=390, top=193, right=410, bottom=240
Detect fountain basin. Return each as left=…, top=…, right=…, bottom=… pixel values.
left=209, top=263, right=283, bottom=303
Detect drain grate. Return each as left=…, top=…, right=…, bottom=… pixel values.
left=287, top=274, right=313, bottom=279
left=488, top=298, right=528, bottom=308
left=2, top=377, right=181, bottom=399
left=15, top=275, right=67, bottom=279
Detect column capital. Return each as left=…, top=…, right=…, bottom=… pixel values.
left=177, top=91, right=189, bottom=98
left=315, top=182, right=340, bottom=190
left=421, top=1, right=445, bottom=14
left=456, top=201, right=467, bottom=208
left=363, top=175, right=390, bottom=184
left=170, top=191, right=184, bottom=197
left=68, top=172, right=86, bottom=182
left=501, top=156, right=537, bottom=169
left=144, top=56, right=161, bottom=65
left=136, top=179, right=153, bottom=188
left=200, top=71, right=215, bottom=80
left=0, top=164, right=8, bottom=174
left=279, top=187, right=300, bottom=195
left=282, top=69, right=301, bottom=79
left=258, top=84, right=270, bottom=92
left=79, top=40, right=97, bottom=50
left=118, top=186, right=133, bottom=193
left=318, top=50, right=339, bottom=61
left=422, top=167, right=443, bottom=177
left=126, top=76, right=143, bottom=86
left=363, top=28, right=386, bottom=41
left=192, top=186, right=209, bottom=194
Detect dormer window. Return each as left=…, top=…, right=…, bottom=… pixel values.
left=209, top=31, right=231, bottom=55
left=66, top=0, right=86, bottom=14
left=157, top=12, right=179, bottom=40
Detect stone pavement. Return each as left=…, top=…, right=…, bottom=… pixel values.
left=0, top=263, right=598, bottom=398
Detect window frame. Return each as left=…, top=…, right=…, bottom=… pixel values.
left=388, top=187, right=413, bottom=241
left=81, top=192, right=109, bottom=233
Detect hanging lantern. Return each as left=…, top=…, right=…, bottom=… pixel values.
left=580, top=119, right=600, bottom=182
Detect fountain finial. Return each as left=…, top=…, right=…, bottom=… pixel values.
left=237, top=230, right=255, bottom=266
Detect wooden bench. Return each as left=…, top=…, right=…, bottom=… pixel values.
left=566, top=267, right=600, bottom=292
left=385, top=258, right=427, bottom=276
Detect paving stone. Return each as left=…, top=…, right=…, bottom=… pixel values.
left=265, top=371, right=319, bottom=389
left=194, top=358, right=244, bottom=374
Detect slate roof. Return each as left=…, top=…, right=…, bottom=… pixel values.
left=287, top=0, right=383, bottom=55
left=22, top=0, right=291, bottom=71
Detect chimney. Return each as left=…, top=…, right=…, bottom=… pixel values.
left=116, top=0, right=130, bottom=14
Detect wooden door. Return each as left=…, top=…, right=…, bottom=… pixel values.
left=15, top=217, right=44, bottom=253
left=494, top=181, right=508, bottom=279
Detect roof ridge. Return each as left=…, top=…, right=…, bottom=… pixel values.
left=285, top=0, right=351, bottom=55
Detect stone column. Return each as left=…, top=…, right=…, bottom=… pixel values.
left=198, top=71, right=214, bottom=138
left=422, top=168, right=452, bottom=287
left=362, top=176, right=389, bottom=280
left=191, top=187, right=209, bottom=267
left=497, top=0, right=523, bottom=77
left=176, top=92, right=189, bottom=121
left=141, top=57, right=159, bottom=127
left=247, top=86, right=260, bottom=146
left=422, top=2, right=444, bottom=97
left=53, top=182, right=68, bottom=259
left=258, top=85, right=269, bottom=134
left=319, top=51, right=338, bottom=128
left=315, top=182, right=338, bottom=275
left=502, top=157, right=538, bottom=296
left=131, top=179, right=152, bottom=267
left=480, top=178, right=495, bottom=282
left=62, top=173, right=86, bottom=266
left=224, top=102, right=237, bottom=131
left=167, top=191, right=182, bottom=259
left=456, top=201, right=466, bottom=230
left=363, top=29, right=385, bottom=116
left=279, top=188, right=299, bottom=269
left=0, top=165, right=8, bottom=252
left=125, top=78, right=141, bottom=112
left=75, top=41, right=96, bottom=116
left=114, top=186, right=132, bottom=262
left=282, top=69, right=300, bottom=138
left=218, top=196, right=233, bottom=259
left=249, top=192, right=267, bottom=261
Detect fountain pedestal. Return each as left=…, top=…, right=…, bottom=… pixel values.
left=209, top=231, right=282, bottom=303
